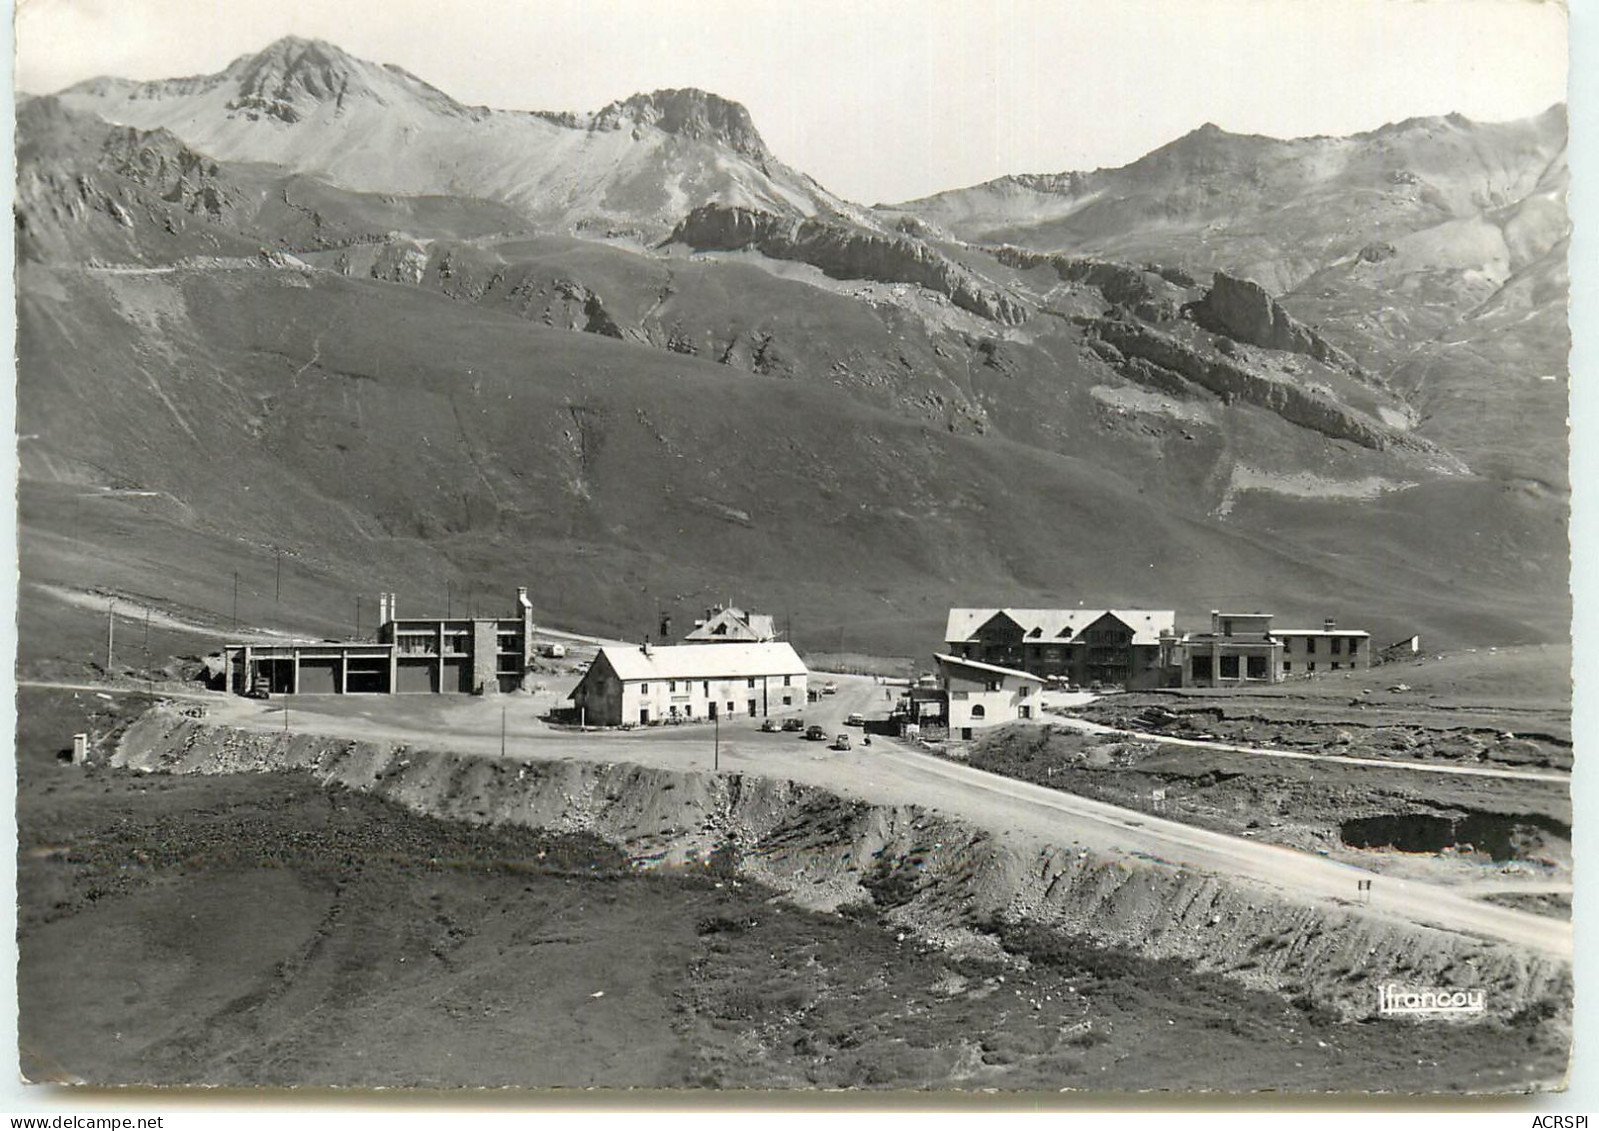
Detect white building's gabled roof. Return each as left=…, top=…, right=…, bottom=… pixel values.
left=934, top=653, right=1045, bottom=683
left=944, top=608, right=1175, bottom=647
left=683, top=606, right=778, bottom=642
left=596, top=641, right=807, bottom=682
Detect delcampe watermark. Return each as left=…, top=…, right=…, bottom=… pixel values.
left=1377, top=984, right=1486, bottom=1017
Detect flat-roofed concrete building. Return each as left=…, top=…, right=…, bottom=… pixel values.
left=570, top=641, right=808, bottom=726
left=1175, top=611, right=1283, bottom=688
left=223, top=587, right=537, bottom=695
left=1276, top=619, right=1372, bottom=677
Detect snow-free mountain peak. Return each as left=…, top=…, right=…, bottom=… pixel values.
left=592, top=88, right=771, bottom=160
left=51, top=38, right=864, bottom=239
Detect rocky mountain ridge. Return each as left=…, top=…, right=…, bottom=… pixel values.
left=15, top=39, right=1572, bottom=652
left=52, top=38, right=863, bottom=242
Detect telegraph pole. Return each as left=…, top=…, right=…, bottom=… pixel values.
left=501, top=704, right=507, bottom=758
left=275, top=550, right=282, bottom=603
left=355, top=595, right=363, bottom=639
left=232, top=572, right=239, bottom=630
left=106, top=600, right=115, bottom=674
left=714, top=710, right=720, bottom=773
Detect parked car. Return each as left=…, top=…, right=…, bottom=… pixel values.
left=759, top=718, right=778, bottom=733
left=822, top=681, right=839, bottom=695
left=846, top=712, right=866, bottom=726
left=831, top=734, right=852, bottom=751
left=782, top=717, right=805, bottom=732
left=805, top=725, right=827, bottom=741
left=244, top=685, right=271, bottom=700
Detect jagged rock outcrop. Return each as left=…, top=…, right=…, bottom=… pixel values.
left=989, top=245, right=1189, bottom=321
left=592, top=89, right=770, bottom=161
left=553, top=279, right=625, bottom=339
left=1092, top=318, right=1432, bottom=454
left=14, top=99, right=249, bottom=260
left=670, top=205, right=1028, bottom=325
left=1191, top=272, right=1363, bottom=374
left=1004, top=170, right=1093, bottom=195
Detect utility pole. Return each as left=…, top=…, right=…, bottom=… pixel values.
left=283, top=695, right=290, bottom=735
left=447, top=581, right=452, bottom=618
left=355, top=595, right=363, bottom=640
left=232, top=572, right=239, bottom=630
left=275, top=550, right=282, bottom=603
left=714, top=710, right=720, bottom=773
left=106, top=600, right=115, bottom=674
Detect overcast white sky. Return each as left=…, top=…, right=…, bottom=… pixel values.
left=13, top=0, right=1570, bottom=203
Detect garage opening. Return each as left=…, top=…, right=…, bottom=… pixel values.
left=345, top=656, right=391, bottom=694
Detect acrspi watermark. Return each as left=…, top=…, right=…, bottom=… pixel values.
left=1377, top=983, right=1486, bottom=1016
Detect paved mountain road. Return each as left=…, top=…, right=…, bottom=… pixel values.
left=36, top=675, right=1571, bottom=959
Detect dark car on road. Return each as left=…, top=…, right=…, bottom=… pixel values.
left=782, top=718, right=805, bottom=732
left=805, top=725, right=827, bottom=741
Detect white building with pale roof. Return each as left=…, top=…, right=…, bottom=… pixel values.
left=570, top=641, right=808, bottom=726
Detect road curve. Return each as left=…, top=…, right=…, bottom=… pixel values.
left=34, top=676, right=1570, bottom=959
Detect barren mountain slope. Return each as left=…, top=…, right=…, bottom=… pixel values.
left=52, top=37, right=866, bottom=242
left=15, top=52, right=1571, bottom=659
left=889, top=109, right=1570, bottom=486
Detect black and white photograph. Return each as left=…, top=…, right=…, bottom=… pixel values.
left=7, top=0, right=1583, bottom=1102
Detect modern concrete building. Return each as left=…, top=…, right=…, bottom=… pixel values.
left=377, top=589, right=536, bottom=694
left=943, top=608, right=1176, bottom=689
left=1174, top=611, right=1283, bottom=688
left=222, top=587, right=537, bottom=695
left=683, top=605, right=778, bottom=643
left=934, top=653, right=1045, bottom=740
left=1276, top=619, right=1372, bottom=677
left=569, top=641, right=808, bottom=726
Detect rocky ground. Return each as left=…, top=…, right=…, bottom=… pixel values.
left=17, top=686, right=1573, bottom=1091
left=957, top=725, right=1570, bottom=890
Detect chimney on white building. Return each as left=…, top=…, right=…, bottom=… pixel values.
left=1210, top=609, right=1221, bottom=634
left=1324, top=618, right=1337, bottom=632
left=379, top=592, right=390, bottom=625
left=642, top=636, right=653, bottom=657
